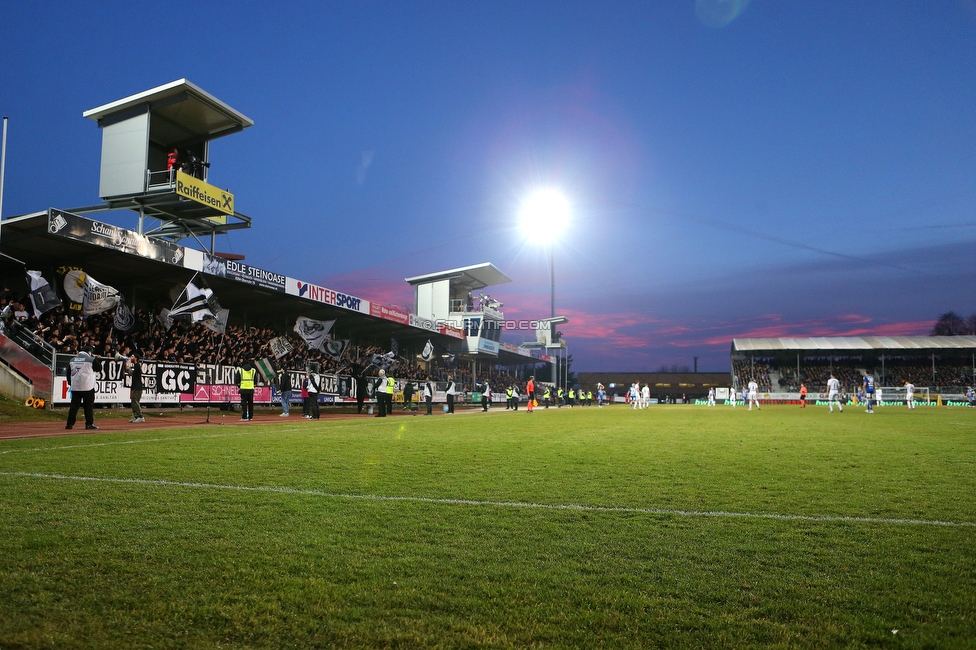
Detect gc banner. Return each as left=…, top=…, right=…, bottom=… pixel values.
left=155, top=362, right=196, bottom=394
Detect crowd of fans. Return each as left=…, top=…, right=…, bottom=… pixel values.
left=1, top=290, right=534, bottom=391
left=764, top=357, right=976, bottom=391
left=778, top=363, right=862, bottom=391
left=731, top=359, right=772, bottom=391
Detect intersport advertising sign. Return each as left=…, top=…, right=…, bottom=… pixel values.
left=285, top=278, right=370, bottom=314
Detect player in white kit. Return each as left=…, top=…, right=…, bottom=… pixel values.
left=826, top=374, right=843, bottom=413
left=904, top=381, right=915, bottom=409
left=641, top=384, right=650, bottom=409
left=728, top=386, right=736, bottom=407
left=747, top=379, right=760, bottom=410
left=707, top=387, right=715, bottom=406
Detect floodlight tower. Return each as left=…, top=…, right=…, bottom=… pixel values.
left=520, top=188, right=569, bottom=318
left=520, top=189, right=571, bottom=392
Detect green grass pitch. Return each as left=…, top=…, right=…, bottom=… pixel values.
left=1, top=404, right=975, bottom=648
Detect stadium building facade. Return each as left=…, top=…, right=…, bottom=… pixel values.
left=0, top=80, right=557, bottom=410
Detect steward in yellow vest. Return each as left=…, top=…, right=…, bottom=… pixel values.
left=385, top=374, right=395, bottom=415
left=236, top=362, right=256, bottom=421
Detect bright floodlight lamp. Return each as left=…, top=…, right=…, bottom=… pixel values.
left=520, top=188, right=570, bottom=243
left=520, top=189, right=570, bottom=319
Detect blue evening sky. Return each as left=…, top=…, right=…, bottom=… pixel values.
left=2, top=1, right=975, bottom=370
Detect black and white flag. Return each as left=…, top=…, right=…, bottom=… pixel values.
left=368, top=351, right=397, bottom=372
left=391, top=337, right=399, bottom=356
left=421, top=339, right=434, bottom=362
left=269, top=335, right=294, bottom=359
left=433, top=340, right=457, bottom=367
left=294, top=316, right=335, bottom=352
left=113, top=298, right=137, bottom=332
left=82, top=274, right=120, bottom=316
left=169, top=276, right=221, bottom=323
left=323, top=338, right=350, bottom=361
left=157, top=308, right=174, bottom=331
left=202, top=308, right=229, bottom=334
left=25, top=270, right=61, bottom=318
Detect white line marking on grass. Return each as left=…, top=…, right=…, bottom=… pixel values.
left=0, top=430, right=275, bottom=455
left=2, top=471, right=973, bottom=528
left=0, top=421, right=390, bottom=456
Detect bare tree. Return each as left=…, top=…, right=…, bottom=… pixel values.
left=966, top=314, right=976, bottom=335
left=931, top=312, right=968, bottom=336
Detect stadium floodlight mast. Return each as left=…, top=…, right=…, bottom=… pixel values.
left=0, top=118, right=7, bottom=227
left=519, top=188, right=570, bottom=319
left=0, top=117, right=8, bottom=258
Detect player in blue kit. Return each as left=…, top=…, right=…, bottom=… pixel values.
left=863, top=373, right=875, bottom=413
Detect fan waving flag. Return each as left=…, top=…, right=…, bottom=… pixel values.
left=324, top=338, right=350, bottom=361
left=294, top=316, right=335, bottom=352
left=170, top=276, right=221, bottom=323
left=368, top=351, right=397, bottom=372
left=203, top=308, right=230, bottom=334
left=26, top=270, right=61, bottom=318
left=157, top=308, right=174, bottom=331
left=269, top=336, right=294, bottom=359
left=254, top=358, right=277, bottom=384
left=433, top=340, right=457, bottom=367
left=81, top=274, right=120, bottom=316
left=113, top=297, right=137, bottom=332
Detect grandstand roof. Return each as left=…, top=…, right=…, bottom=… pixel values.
left=83, top=79, right=253, bottom=140
left=732, top=336, right=976, bottom=352
left=0, top=211, right=453, bottom=347
left=404, top=263, right=511, bottom=292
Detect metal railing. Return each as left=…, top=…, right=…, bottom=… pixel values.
left=1, top=323, right=55, bottom=368
left=146, top=168, right=177, bottom=190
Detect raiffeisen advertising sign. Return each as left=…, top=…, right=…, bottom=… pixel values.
left=175, top=170, right=234, bottom=214
left=285, top=277, right=370, bottom=314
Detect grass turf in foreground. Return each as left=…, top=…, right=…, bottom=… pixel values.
left=1, top=405, right=974, bottom=648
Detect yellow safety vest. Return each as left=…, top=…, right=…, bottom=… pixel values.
left=239, top=368, right=255, bottom=390
left=569, top=389, right=575, bottom=399
left=386, top=376, right=395, bottom=394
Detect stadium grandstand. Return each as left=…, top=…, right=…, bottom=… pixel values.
left=732, top=336, right=976, bottom=404
left=577, top=336, right=976, bottom=407
left=0, top=80, right=559, bottom=411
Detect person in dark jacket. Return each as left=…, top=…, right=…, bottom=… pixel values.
left=356, top=368, right=368, bottom=414
left=127, top=351, right=145, bottom=423
left=306, top=366, right=321, bottom=420
left=278, top=369, right=293, bottom=417
left=445, top=376, right=456, bottom=414
left=403, top=381, right=416, bottom=414
left=423, top=376, right=434, bottom=415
